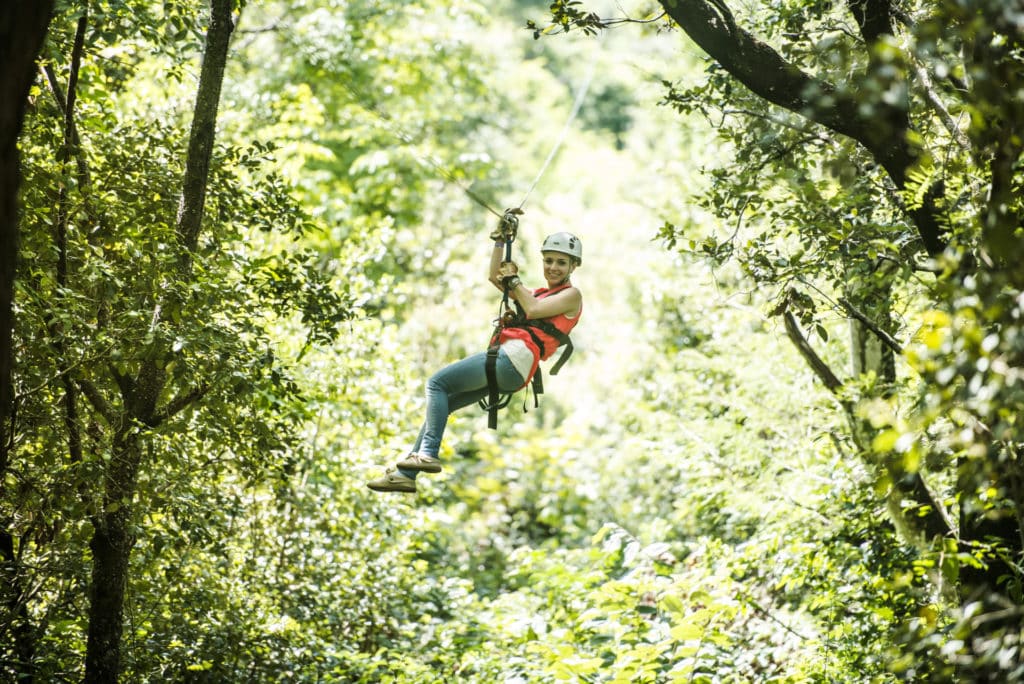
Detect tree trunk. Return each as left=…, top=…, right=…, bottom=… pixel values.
left=0, top=3, right=55, bottom=681
left=957, top=445, right=1024, bottom=680
left=784, top=301, right=951, bottom=546
left=84, top=427, right=143, bottom=683
left=0, top=1, right=53, bottom=431
left=847, top=295, right=895, bottom=388
left=82, top=1, right=235, bottom=679
left=845, top=274, right=951, bottom=549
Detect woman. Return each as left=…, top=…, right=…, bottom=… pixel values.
left=366, top=228, right=583, bottom=493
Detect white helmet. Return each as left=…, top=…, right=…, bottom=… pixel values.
left=541, top=232, right=582, bottom=265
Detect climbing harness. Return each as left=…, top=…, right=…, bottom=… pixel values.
left=478, top=280, right=576, bottom=428
left=478, top=211, right=577, bottom=429
left=480, top=208, right=521, bottom=428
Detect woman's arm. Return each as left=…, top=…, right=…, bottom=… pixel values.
left=488, top=242, right=506, bottom=291
left=510, top=285, right=582, bottom=320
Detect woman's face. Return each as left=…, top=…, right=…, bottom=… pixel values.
left=541, top=251, right=575, bottom=285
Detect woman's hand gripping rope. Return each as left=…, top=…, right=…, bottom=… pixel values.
left=489, top=207, right=523, bottom=243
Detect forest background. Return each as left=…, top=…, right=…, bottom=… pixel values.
left=2, top=0, right=1022, bottom=682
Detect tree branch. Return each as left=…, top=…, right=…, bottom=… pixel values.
left=913, top=62, right=971, bottom=151
left=846, top=0, right=895, bottom=44
left=41, top=64, right=92, bottom=205
left=107, top=361, right=129, bottom=399
left=51, top=14, right=89, bottom=469
left=655, top=0, right=948, bottom=255
left=176, top=0, right=235, bottom=258
left=12, top=345, right=115, bottom=404
left=838, top=297, right=904, bottom=355
left=783, top=312, right=954, bottom=544
left=783, top=311, right=844, bottom=394
left=150, top=383, right=211, bottom=426
left=660, top=2, right=888, bottom=154
left=76, top=378, right=117, bottom=425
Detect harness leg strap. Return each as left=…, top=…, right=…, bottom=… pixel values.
left=484, top=346, right=500, bottom=429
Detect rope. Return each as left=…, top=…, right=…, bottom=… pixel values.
left=404, top=145, right=504, bottom=219
left=339, top=36, right=602, bottom=221
left=517, top=41, right=601, bottom=210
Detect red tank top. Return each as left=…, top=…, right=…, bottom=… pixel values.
left=497, top=284, right=581, bottom=386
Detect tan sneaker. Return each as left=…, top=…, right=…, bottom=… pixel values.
left=366, top=468, right=416, bottom=493
left=395, top=453, right=441, bottom=473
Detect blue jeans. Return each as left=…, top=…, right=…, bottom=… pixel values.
left=400, top=349, right=525, bottom=479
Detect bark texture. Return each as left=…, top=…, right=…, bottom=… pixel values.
left=0, top=1, right=54, bottom=469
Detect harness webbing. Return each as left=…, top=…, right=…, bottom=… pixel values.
left=481, top=216, right=518, bottom=428
left=516, top=318, right=574, bottom=374
left=482, top=346, right=511, bottom=429
left=479, top=283, right=575, bottom=429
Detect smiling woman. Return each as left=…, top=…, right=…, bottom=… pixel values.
left=366, top=218, right=584, bottom=494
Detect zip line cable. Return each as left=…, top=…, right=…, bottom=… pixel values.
left=516, top=45, right=600, bottom=211
left=340, top=38, right=601, bottom=221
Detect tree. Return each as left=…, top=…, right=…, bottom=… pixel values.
left=544, top=0, right=1023, bottom=678
left=8, top=0, right=512, bottom=678
left=80, top=2, right=235, bottom=679
left=9, top=0, right=307, bottom=679
left=0, top=1, right=53, bottom=427
left=0, top=3, right=54, bottom=681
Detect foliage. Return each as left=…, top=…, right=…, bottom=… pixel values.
left=538, top=0, right=1024, bottom=680
left=6, top=0, right=1023, bottom=682
left=234, top=0, right=513, bottom=322
left=4, top=0, right=499, bottom=679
